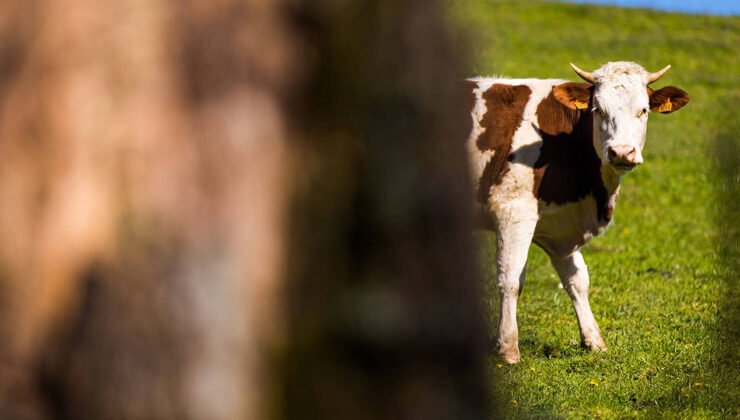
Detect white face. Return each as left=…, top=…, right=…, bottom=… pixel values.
left=591, top=75, right=650, bottom=174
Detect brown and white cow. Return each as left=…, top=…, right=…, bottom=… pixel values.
left=466, top=62, right=689, bottom=363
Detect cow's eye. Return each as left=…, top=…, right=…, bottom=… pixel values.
left=637, top=108, right=648, bottom=118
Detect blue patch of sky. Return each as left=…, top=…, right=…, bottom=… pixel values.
left=561, top=0, right=740, bottom=16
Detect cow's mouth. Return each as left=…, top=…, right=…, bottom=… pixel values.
left=610, top=162, right=638, bottom=173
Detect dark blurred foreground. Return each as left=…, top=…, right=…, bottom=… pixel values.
left=0, top=1, right=490, bottom=419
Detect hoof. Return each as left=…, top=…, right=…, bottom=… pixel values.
left=582, top=337, right=607, bottom=352
left=497, top=347, right=521, bottom=364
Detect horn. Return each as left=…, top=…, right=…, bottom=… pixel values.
left=570, top=63, right=594, bottom=83
left=647, top=64, right=671, bottom=84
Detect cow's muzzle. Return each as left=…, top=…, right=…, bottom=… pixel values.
left=607, top=145, right=641, bottom=171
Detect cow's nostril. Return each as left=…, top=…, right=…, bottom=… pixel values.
left=607, top=146, right=618, bottom=159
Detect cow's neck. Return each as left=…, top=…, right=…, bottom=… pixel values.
left=534, top=99, right=615, bottom=223
left=599, top=164, right=621, bottom=223
left=599, top=164, right=621, bottom=196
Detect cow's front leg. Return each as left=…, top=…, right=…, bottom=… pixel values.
left=494, top=203, right=537, bottom=364
left=550, top=251, right=606, bottom=352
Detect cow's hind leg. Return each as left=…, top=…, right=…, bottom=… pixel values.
left=550, top=251, right=607, bottom=352
left=494, top=202, right=536, bottom=364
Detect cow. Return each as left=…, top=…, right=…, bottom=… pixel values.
left=466, top=62, right=689, bottom=363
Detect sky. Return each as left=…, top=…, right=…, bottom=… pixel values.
left=564, top=0, right=740, bottom=15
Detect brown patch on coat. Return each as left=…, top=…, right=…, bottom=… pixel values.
left=532, top=165, right=546, bottom=197
left=533, top=85, right=610, bottom=222
left=476, top=84, right=531, bottom=202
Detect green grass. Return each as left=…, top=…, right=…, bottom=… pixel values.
left=446, top=1, right=740, bottom=417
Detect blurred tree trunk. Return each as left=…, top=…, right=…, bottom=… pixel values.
left=0, top=0, right=491, bottom=419
left=0, top=1, right=296, bottom=418
left=279, top=1, right=491, bottom=419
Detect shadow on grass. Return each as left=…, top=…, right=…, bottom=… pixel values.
left=519, top=338, right=587, bottom=361
left=710, top=93, right=740, bottom=415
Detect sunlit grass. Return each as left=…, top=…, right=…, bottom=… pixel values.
left=448, top=1, right=739, bottom=417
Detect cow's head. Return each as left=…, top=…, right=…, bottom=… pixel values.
left=554, top=61, right=689, bottom=174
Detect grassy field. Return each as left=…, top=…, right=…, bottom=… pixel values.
left=446, top=1, right=739, bottom=417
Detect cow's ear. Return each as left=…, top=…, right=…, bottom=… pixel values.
left=648, top=86, right=690, bottom=113
left=553, top=82, right=592, bottom=110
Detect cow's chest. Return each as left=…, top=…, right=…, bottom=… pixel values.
left=533, top=193, right=615, bottom=258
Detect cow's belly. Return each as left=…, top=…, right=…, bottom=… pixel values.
left=533, top=196, right=610, bottom=258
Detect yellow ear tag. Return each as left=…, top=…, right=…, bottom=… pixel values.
left=573, top=100, right=588, bottom=110
left=658, top=98, right=672, bottom=113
